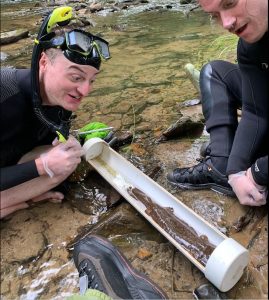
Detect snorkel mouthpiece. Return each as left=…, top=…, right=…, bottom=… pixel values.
left=46, top=7, right=73, bottom=33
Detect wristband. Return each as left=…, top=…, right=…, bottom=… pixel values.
left=40, top=153, right=54, bottom=178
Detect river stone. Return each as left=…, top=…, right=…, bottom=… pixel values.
left=66, top=170, right=121, bottom=215
left=181, top=98, right=201, bottom=107
left=0, top=52, right=8, bottom=61
left=0, top=29, right=29, bottom=45
left=1, top=211, right=45, bottom=264
left=157, top=115, right=204, bottom=141
left=89, top=2, right=104, bottom=13
left=67, top=202, right=166, bottom=249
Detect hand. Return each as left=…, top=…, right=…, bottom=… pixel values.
left=228, top=171, right=267, bottom=206
left=246, top=167, right=268, bottom=193
left=40, top=136, right=85, bottom=177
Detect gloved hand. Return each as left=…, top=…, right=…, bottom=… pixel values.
left=40, top=136, right=85, bottom=178
left=228, top=171, right=267, bottom=206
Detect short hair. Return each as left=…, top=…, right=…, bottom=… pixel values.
left=44, top=48, right=62, bottom=63
left=43, top=22, right=84, bottom=63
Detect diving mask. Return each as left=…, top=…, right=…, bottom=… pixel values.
left=37, top=29, right=110, bottom=69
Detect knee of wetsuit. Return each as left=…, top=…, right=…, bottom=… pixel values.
left=200, top=62, right=214, bottom=121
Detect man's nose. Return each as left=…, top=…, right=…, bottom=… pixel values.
left=220, top=11, right=236, bottom=31
left=77, top=82, right=92, bottom=96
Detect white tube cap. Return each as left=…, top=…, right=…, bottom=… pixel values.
left=83, top=137, right=105, bottom=160
left=204, top=238, right=249, bottom=292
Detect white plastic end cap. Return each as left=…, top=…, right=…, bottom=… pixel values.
left=83, top=137, right=105, bottom=160
left=204, top=238, right=249, bottom=292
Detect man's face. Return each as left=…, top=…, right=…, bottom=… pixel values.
left=199, top=0, right=268, bottom=43
left=39, top=51, right=99, bottom=111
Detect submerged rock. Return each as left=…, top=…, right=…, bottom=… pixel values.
left=66, top=170, right=121, bottom=215
left=181, top=98, right=201, bottom=107
left=157, top=115, right=204, bottom=142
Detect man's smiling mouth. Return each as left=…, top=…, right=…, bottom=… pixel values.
left=235, top=24, right=247, bottom=35
left=69, top=94, right=81, bottom=100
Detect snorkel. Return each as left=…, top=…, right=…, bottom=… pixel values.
left=32, top=7, right=110, bottom=141
left=31, top=6, right=73, bottom=140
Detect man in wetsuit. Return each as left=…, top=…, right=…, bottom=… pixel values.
left=167, top=0, right=268, bottom=206
left=0, top=25, right=110, bottom=218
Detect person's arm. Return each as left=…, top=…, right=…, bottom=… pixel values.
left=0, top=135, right=84, bottom=191
left=0, top=160, right=39, bottom=191
left=226, top=35, right=269, bottom=175
left=228, top=155, right=268, bottom=206
left=251, top=156, right=268, bottom=186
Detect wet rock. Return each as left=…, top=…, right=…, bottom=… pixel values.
left=193, top=283, right=228, bottom=299
left=145, top=165, right=162, bottom=180
left=229, top=208, right=255, bottom=234
left=111, top=131, right=133, bottom=150
left=66, top=170, right=121, bottom=215
left=115, top=131, right=133, bottom=146
left=89, top=2, right=104, bottom=13
left=136, top=247, right=153, bottom=260
left=122, top=113, right=142, bottom=126
left=172, top=249, right=206, bottom=297
left=111, top=100, right=133, bottom=114
left=46, top=0, right=67, bottom=5
left=0, top=52, right=9, bottom=61
left=76, top=15, right=96, bottom=27
left=136, top=124, right=152, bottom=132
left=67, top=202, right=166, bottom=250
left=1, top=211, right=46, bottom=264
left=68, top=159, right=93, bottom=183
left=73, top=3, right=88, bottom=10
left=181, top=98, right=201, bottom=107
left=157, top=116, right=204, bottom=142
left=0, top=29, right=29, bottom=45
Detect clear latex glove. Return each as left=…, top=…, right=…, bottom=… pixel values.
left=228, top=171, right=267, bottom=206
left=40, top=136, right=85, bottom=178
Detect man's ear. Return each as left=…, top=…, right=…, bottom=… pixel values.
left=39, top=51, right=49, bottom=71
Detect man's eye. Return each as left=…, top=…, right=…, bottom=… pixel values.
left=223, top=0, right=236, bottom=9
left=71, top=75, right=83, bottom=82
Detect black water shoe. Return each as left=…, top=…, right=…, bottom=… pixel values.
left=167, top=157, right=235, bottom=196
left=73, top=235, right=167, bottom=299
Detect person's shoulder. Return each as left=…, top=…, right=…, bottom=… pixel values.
left=0, top=67, right=30, bottom=83
left=237, top=32, right=269, bottom=67
left=0, top=68, right=31, bottom=103
left=16, top=68, right=32, bottom=98
left=0, top=67, right=19, bottom=102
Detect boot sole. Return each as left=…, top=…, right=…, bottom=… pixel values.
left=168, top=180, right=235, bottom=197
left=73, top=235, right=167, bottom=299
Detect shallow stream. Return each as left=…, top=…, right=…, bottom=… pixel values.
left=1, top=1, right=267, bottom=299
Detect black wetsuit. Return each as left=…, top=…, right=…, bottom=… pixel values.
left=199, top=32, right=268, bottom=186
left=0, top=68, right=71, bottom=191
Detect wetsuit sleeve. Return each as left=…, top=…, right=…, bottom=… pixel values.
left=226, top=36, right=269, bottom=176
left=0, top=160, right=39, bottom=191
left=251, top=156, right=268, bottom=186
